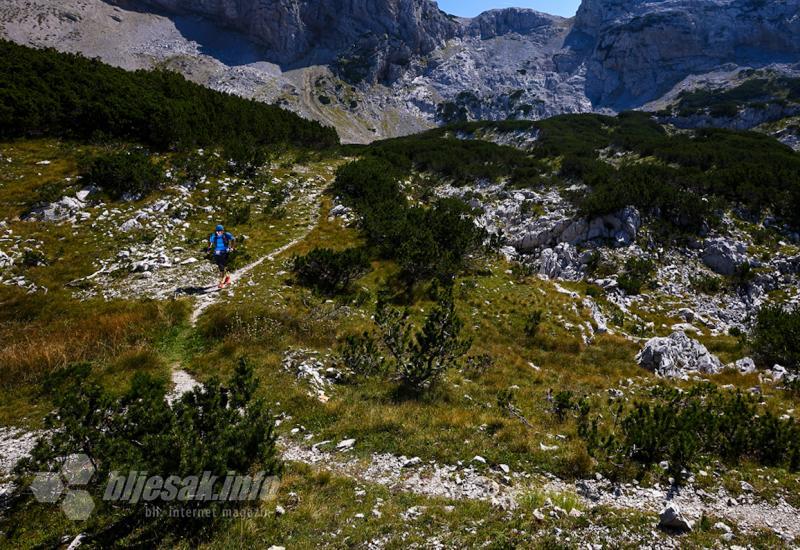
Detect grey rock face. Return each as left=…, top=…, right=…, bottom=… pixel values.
left=9, top=0, right=799, bottom=141
left=636, top=331, right=723, bottom=379
left=465, top=8, right=560, bottom=39
left=734, top=357, right=756, bottom=374
left=538, top=243, right=584, bottom=280
left=133, top=0, right=458, bottom=78
left=702, top=237, right=748, bottom=276
left=573, top=0, right=800, bottom=108
left=515, top=206, right=640, bottom=252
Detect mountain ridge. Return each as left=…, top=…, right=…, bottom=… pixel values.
left=1, top=0, right=799, bottom=142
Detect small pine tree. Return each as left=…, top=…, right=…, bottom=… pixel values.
left=374, top=285, right=472, bottom=392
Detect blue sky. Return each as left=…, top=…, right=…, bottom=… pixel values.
left=437, top=0, right=581, bottom=18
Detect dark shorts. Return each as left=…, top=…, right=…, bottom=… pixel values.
left=213, top=252, right=229, bottom=273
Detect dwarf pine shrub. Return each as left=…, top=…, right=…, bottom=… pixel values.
left=617, top=257, right=655, bottom=295
left=337, top=285, right=473, bottom=393
left=82, top=149, right=163, bottom=200
left=578, top=384, right=800, bottom=477
left=18, top=359, right=280, bottom=538
left=292, top=247, right=371, bottom=295
left=750, top=304, right=800, bottom=372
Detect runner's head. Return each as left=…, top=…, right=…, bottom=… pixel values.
left=215, top=224, right=224, bottom=234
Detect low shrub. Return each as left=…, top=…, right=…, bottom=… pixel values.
left=225, top=203, right=252, bottom=226
left=617, top=257, right=655, bottom=295
left=750, top=304, right=800, bottom=372
left=338, top=332, right=383, bottom=378
left=292, top=247, right=371, bottom=295
left=524, top=310, right=543, bottom=338
left=729, top=261, right=756, bottom=288
left=82, top=149, right=163, bottom=199
left=332, top=159, right=485, bottom=284
left=337, top=285, right=473, bottom=393
left=18, top=359, right=281, bottom=541
left=461, top=353, right=494, bottom=378
left=691, top=274, right=723, bottom=294
left=578, top=384, right=800, bottom=478
left=552, top=390, right=579, bottom=422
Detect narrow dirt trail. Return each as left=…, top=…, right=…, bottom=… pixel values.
left=188, top=192, right=322, bottom=326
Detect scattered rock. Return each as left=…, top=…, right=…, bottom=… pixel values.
left=0, top=250, right=13, bottom=269
left=283, top=349, right=342, bottom=402
left=734, top=357, right=756, bottom=374
left=714, top=521, right=732, bottom=534
left=336, top=439, right=356, bottom=451
left=659, top=503, right=694, bottom=532
left=24, top=196, right=86, bottom=222
left=636, top=331, right=723, bottom=379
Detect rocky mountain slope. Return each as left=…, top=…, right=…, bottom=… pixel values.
left=2, top=0, right=799, bottom=142
left=573, top=0, right=800, bottom=107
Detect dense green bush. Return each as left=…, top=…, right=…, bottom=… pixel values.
left=338, top=332, right=384, bottom=378
left=82, top=149, right=164, bottom=199
left=750, top=304, right=800, bottom=372
left=333, top=159, right=485, bottom=283
left=375, top=285, right=472, bottom=392
left=617, top=257, right=655, bottom=295
left=361, top=130, right=546, bottom=187
left=579, top=384, right=800, bottom=478
left=292, top=247, right=371, bottom=295
left=524, top=309, right=543, bottom=338
left=0, top=40, right=337, bottom=150
left=671, top=76, right=800, bottom=117
left=436, top=112, right=800, bottom=230
left=18, top=359, right=280, bottom=540
left=691, top=274, right=724, bottom=295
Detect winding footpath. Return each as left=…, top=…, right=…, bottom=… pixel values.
left=188, top=190, right=322, bottom=326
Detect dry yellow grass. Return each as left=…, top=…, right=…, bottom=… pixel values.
left=0, top=292, right=186, bottom=387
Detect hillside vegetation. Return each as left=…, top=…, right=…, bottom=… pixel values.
left=1, top=42, right=799, bottom=549
left=0, top=40, right=338, bottom=150
left=384, top=113, right=800, bottom=230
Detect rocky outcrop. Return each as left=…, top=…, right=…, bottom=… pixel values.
left=702, top=237, right=749, bottom=276
left=636, top=331, right=723, bottom=379
left=515, top=206, right=641, bottom=252
left=5, top=0, right=800, bottom=139
left=572, top=0, right=800, bottom=108
left=538, top=243, right=587, bottom=280
left=465, top=8, right=561, bottom=39
left=23, top=196, right=87, bottom=222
